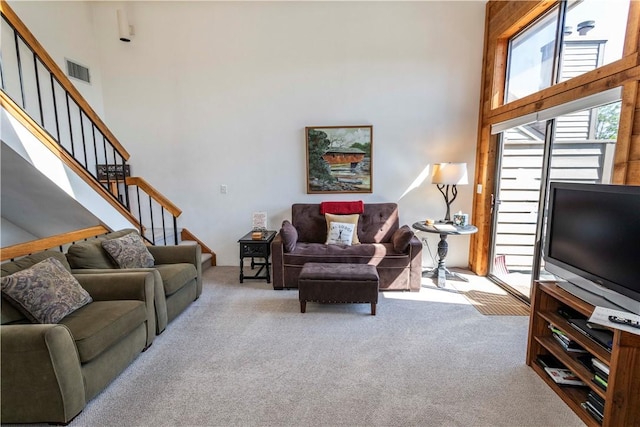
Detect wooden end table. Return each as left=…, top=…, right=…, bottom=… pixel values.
left=238, top=230, right=276, bottom=283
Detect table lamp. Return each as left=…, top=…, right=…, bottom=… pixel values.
left=432, top=162, right=468, bottom=223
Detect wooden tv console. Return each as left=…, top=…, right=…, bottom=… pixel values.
left=527, top=281, right=640, bottom=427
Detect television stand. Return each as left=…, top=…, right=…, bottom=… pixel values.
left=527, top=281, right=640, bottom=426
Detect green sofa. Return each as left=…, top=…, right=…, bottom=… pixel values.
left=1, top=251, right=156, bottom=424
left=66, top=229, right=202, bottom=333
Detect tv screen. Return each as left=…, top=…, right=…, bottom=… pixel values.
left=544, top=182, right=640, bottom=314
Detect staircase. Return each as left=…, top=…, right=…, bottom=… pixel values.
left=0, top=1, right=215, bottom=268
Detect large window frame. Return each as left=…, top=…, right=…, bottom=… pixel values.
left=469, top=0, right=640, bottom=277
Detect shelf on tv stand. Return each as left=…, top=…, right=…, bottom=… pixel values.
left=527, top=281, right=640, bottom=427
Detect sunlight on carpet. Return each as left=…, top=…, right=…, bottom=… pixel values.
left=431, top=268, right=530, bottom=316
left=463, top=290, right=530, bottom=316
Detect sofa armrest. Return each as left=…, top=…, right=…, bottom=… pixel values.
left=147, top=245, right=203, bottom=297
left=408, top=235, right=423, bottom=292
left=1, top=324, right=85, bottom=424
left=271, top=234, right=285, bottom=289
left=75, top=272, right=156, bottom=346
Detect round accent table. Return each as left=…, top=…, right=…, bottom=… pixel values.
left=412, top=222, right=478, bottom=288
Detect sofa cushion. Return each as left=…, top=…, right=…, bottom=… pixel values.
left=392, top=225, right=414, bottom=253
left=101, top=232, right=155, bottom=269
left=280, top=220, right=298, bottom=253
left=1, top=251, right=71, bottom=325
left=1, top=257, right=93, bottom=324
left=325, top=213, right=360, bottom=244
left=154, top=264, right=197, bottom=296
left=326, top=222, right=355, bottom=245
left=284, top=242, right=411, bottom=269
left=60, top=300, right=146, bottom=363
left=66, top=229, right=137, bottom=269
left=292, top=203, right=399, bottom=244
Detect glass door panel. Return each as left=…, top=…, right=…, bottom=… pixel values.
left=490, top=123, right=547, bottom=298
left=537, top=100, right=621, bottom=280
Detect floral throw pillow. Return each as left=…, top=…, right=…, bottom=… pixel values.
left=101, top=232, right=155, bottom=269
left=1, top=257, right=93, bottom=324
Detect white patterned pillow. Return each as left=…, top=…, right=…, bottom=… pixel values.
left=101, top=232, right=155, bottom=269
left=1, top=257, right=93, bottom=324
left=326, top=222, right=355, bottom=246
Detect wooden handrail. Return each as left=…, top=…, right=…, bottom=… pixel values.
left=0, top=0, right=129, bottom=160
left=0, top=225, right=109, bottom=261
left=126, top=177, right=182, bottom=217
left=0, top=91, right=140, bottom=226
left=181, top=228, right=216, bottom=266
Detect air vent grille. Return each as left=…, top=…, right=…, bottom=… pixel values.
left=66, top=59, right=90, bottom=84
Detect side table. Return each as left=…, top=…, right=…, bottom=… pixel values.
left=238, top=230, right=276, bottom=283
left=411, top=222, right=478, bottom=288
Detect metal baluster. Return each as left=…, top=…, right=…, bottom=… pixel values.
left=161, top=206, right=167, bottom=245
left=65, top=93, right=75, bottom=156
left=111, top=147, right=120, bottom=202
left=79, top=110, right=88, bottom=167
left=33, top=54, right=44, bottom=125
left=92, top=125, right=99, bottom=180
left=122, top=157, right=130, bottom=210
left=149, top=195, right=156, bottom=244
left=136, top=186, right=143, bottom=236
left=50, top=75, right=60, bottom=141
left=173, top=216, right=178, bottom=245
left=13, top=31, right=25, bottom=108
left=103, top=136, right=111, bottom=196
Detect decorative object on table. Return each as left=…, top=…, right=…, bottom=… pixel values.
left=452, top=212, right=469, bottom=227
left=305, top=125, right=372, bottom=194
left=252, top=211, right=267, bottom=231
left=431, top=162, right=468, bottom=222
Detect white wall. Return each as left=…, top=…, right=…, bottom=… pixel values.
left=8, top=0, right=106, bottom=117
left=11, top=1, right=485, bottom=268
left=1, top=218, right=38, bottom=247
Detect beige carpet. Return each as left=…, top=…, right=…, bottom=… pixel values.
left=47, top=266, right=582, bottom=427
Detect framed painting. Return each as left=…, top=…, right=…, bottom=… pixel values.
left=305, top=125, right=373, bottom=194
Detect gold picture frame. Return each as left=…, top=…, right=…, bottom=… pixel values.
left=305, top=125, right=373, bottom=194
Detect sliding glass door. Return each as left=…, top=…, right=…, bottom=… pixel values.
left=489, top=99, right=621, bottom=300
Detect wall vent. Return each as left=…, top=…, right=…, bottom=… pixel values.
left=65, top=59, right=91, bottom=84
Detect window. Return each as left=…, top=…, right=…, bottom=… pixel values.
left=505, top=0, right=630, bottom=104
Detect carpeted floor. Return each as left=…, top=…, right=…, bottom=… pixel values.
left=65, top=267, right=583, bottom=427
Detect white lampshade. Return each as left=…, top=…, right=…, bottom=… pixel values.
left=432, top=163, right=468, bottom=185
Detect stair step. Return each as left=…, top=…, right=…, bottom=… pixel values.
left=180, top=239, right=213, bottom=271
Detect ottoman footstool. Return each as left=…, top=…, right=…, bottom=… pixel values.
left=298, top=263, right=380, bottom=315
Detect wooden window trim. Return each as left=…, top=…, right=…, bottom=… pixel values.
left=470, top=0, right=640, bottom=276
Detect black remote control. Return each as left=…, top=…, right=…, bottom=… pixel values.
left=608, top=315, right=640, bottom=329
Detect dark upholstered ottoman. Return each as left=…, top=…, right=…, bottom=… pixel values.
left=298, top=263, right=380, bottom=315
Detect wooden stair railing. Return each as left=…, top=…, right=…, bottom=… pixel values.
left=0, top=1, right=216, bottom=261
left=125, top=177, right=181, bottom=245
left=0, top=225, right=109, bottom=261
left=181, top=228, right=217, bottom=266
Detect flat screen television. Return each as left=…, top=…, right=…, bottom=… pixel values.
left=543, top=182, right=640, bottom=315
